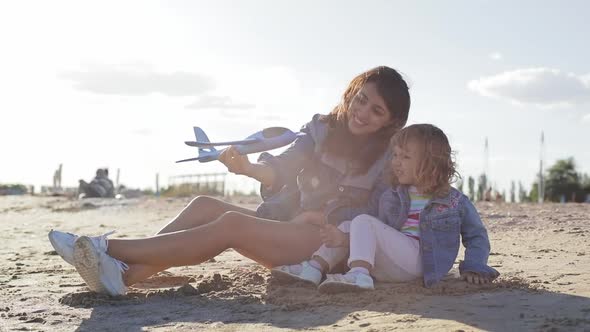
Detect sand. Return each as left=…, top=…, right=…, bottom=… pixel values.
left=1, top=195, right=589, bottom=331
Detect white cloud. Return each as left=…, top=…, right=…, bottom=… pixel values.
left=132, top=128, right=154, bottom=136
left=59, top=64, right=215, bottom=96
left=489, top=52, right=503, bottom=61
left=186, top=95, right=255, bottom=110
left=468, top=68, right=590, bottom=108
left=583, top=114, right=590, bottom=123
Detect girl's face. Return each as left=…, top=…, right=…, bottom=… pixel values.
left=392, top=141, right=422, bottom=187
left=347, top=82, right=393, bottom=136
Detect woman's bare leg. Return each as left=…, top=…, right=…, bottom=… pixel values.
left=108, top=211, right=322, bottom=286
left=123, top=264, right=170, bottom=286
left=124, top=196, right=257, bottom=285
left=156, top=195, right=256, bottom=234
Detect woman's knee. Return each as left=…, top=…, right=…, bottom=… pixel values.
left=188, top=195, right=218, bottom=210
left=217, top=211, right=248, bottom=230
left=187, top=195, right=228, bottom=217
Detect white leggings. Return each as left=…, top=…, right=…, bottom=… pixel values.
left=313, top=214, right=423, bottom=282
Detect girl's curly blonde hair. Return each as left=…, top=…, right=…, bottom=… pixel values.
left=390, top=124, right=460, bottom=197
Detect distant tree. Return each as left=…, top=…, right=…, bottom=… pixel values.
left=0, top=184, right=28, bottom=195
left=510, top=181, right=516, bottom=203
left=518, top=181, right=528, bottom=202
left=141, top=188, right=155, bottom=196
left=529, top=182, right=539, bottom=203
left=467, top=176, right=475, bottom=201
left=545, top=158, right=582, bottom=202
left=583, top=174, right=590, bottom=202
left=476, top=174, right=487, bottom=202
left=455, top=178, right=464, bottom=193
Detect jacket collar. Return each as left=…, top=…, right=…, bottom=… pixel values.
left=430, top=194, right=452, bottom=207
left=394, top=185, right=453, bottom=207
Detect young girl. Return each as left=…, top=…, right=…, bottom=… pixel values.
left=272, top=124, right=500, bottom=292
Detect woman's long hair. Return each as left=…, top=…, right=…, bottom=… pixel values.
left=320, top=66, right=411, bottom=174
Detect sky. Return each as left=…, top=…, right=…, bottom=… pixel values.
left=1, top=0, right=588, bottom=195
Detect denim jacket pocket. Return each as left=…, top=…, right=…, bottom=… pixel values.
left=430, top=213, right=461, bottom=248
left=431, top=217, right=460, bottom=231
left=430, top=209, right=461, bottom=228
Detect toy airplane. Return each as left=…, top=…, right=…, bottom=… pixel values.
left=176, top=127, right=306, bottom=163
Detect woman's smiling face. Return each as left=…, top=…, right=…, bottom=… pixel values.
left=347, top=82, right=393, bottom=136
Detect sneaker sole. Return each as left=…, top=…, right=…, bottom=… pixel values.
left=318, top=281, right=373, bottom=294
left=270, top=269, right=320, bottom=287
left=73, top=236, right=107, bottom=294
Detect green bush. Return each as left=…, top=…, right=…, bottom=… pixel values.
left=0, top=184, right=28, bottom=195
left=161, top=184, right=224, bottom=198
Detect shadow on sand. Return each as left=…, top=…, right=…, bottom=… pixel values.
left=61, top=267, right=590, bottom=331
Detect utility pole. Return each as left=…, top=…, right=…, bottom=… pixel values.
left=483, top=136, right=490, bottom=180
left=538, top=131, right=545, bottom=203
left=484, top=136, right=489, bottom=190
left=156, top=173, right=160, bottom=197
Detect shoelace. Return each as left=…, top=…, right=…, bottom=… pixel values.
left=113, top=259, right=129, bottom=273
left=99, top=230, right=116, bottom=247
left=99, top=230, right=129, bottom=273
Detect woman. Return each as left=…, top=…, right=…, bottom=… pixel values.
left=48, top=66, right=411, bottom=295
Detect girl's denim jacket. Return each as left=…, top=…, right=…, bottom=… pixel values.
left=375, top=185, right=500, bottom=287
left=256, top=114, right=390, bottom=224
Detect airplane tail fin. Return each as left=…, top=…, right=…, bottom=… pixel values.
left=177, top=127, right=222, bottom=163
left=194, top=127, right=217, bottom=158
left=194, top=127, right=211, bottom=146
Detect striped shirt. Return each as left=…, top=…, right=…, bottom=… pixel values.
left=401, top=187, right=430, bottom=240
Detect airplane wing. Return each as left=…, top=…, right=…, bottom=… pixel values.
left=176, top=156, right=203, bottom=163
left=178, top=126, right=306, bottom=163
left=184, top=138, right=260, bottom=147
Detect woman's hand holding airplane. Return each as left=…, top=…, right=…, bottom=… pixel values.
left=219, top=146, right=253, bottom=175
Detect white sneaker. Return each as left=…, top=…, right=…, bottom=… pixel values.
left=318, top=272, right=374, bottom=293
left=271, top=261, right=323, bottom=286
left=73, top=235, right=128, bottom=296
left=48, top=230, right=116, bottom=266
left=48, top=230, right=79, bottom=265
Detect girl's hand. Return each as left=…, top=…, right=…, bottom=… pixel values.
left=218, top=146, right=252, bottom=176
left=290, top=211, right=326, bottom=226
left=320, top=224, right=348, bottom=248
left=461, top=271, right=492, bottom=284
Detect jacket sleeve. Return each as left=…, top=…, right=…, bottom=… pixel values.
left=324, top=179, right=389, bottom=224
left=257, top=125, right=316, bottom=200
left=458, top=196, right=500, bottom=279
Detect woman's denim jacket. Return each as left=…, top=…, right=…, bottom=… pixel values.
left=256, top=114, right=390, bottom=224
left=375, top=185, right=500, bottom=287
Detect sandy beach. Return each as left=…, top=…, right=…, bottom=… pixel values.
left=1, top=195, right=589, bottom=331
